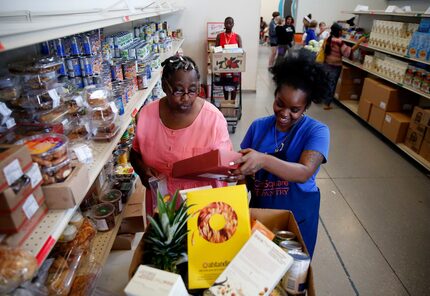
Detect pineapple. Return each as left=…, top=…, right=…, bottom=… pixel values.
left=144, top=191, right=191, bottom=273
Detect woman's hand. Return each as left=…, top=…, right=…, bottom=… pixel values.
left=231, top=148, right=267, bottom=176
left=130, top=149, right=159, bottom=188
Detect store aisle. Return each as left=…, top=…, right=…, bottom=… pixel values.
left=228, top=46, right=430, bottom=296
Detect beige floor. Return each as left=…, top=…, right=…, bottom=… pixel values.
left=96, top=46, right=430, bottom=295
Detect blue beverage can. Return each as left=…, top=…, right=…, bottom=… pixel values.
left=57, top=59, right=67, bottom=76
left=55, top=39, right=66, bottom=57
left=66, top=58, right=82, bottom=76
left=83, top=35, right=92, bottom=55
left=115, top=96, right=125, bottom=115
left=79, top=57, right=93, bottom=76
left=75, top=76, right=84, bottom=88
left=83, top=76, right=93, bottom=87
left=145, top=65, right=152, bottom=80
left=41, top=41, right=51, bottom=55
left=70, top=36, right=80, bottom=55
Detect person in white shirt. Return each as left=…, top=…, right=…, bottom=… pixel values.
left=318, top=22, right=330, bottom=40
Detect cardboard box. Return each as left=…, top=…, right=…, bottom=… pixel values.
left=0, top=163, right=43, bottom=213
left=419, top=141, right=430, bottom=162
left=112, top=233, right=135, bottom=250
left=211, top=51, right=246, bottom=73
left=358, top=99, right=372, bottom=121
left=382, top=112, right=411, bottom=143
left=125, top=265, right=188, bottom=296
left=172, top=149, right=242, bottom=181
left=369, top=106, right=386, bottom=131
left=335, top=80, right=362, bottom=101
left=0, top=185, right=44, bottom=233
left=411, top=106, right=430, bottom=127
left=119, top=184, right=146, bottom=234
left=409, top=122, right=427, bottom=136
left=360, top=78, right=401, bottom=111
left=128, top=208, right=316, bottom=296
left=0, top=145, right=33, bottom=194
left=339, top=65, right=366, bottom=83
left=404, top=128, right=424, bottom=152
left=425, top=128, right=430, bottom=143
left=43, top=164, right=89, bottom=209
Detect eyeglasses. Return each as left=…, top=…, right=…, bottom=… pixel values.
left=165, top=80, right=198, bottom=98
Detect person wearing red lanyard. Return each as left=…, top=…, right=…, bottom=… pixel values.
left=215, top=17, right=242, bottom=101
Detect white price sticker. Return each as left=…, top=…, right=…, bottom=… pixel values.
left=73, top=145, right=94, bottom=164
left=48, top=89, right=61, bottom=108
left=5, top=117, right=16, bottom=129
left=96, top=219, right=109, bottom=231
left=22, top=194, right=39, bottom=219
left=84, top=123, right=90, bottom=133
left=0, top=102, right=12, bottom=117
left=109, top=102, right=119, bottom=114
left=385, top=115, right=392, bottom=123
left=73, top=95, right=84, bottom=107
left=27, top=163, right=42, bottom=188
left=3, top=159, right=23, bottom=186
left=379, top=102, right=387, bottom=110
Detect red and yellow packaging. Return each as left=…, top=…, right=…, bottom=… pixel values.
left=186, top=185, right=251, bottom=289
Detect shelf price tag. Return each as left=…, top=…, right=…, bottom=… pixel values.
left=0, top=42, right=5, bottom=52
left=123, top=16, right=130, bottom=22
left=27, top=163, right=43, bottom=188
left=132, top=108, right=138, bottom=117
left=48, top=89, right=61, bottom=108
left=3, top=159, right=23, bottom=186
left=22, top=194, right=39, bottom=219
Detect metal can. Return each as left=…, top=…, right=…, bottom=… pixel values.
left=74, top=77, right=84, bottom=88
left=55, top=39, right=66, bottom=57
left=66, top=58, right=82, bottom=76
left=83, top=35, right=92, bottom=55
left=128, top=47, right=137, bottom=60
left=67, top=70, right=76, bottom=78
left=93, top=74, right=102, bottom=85
left=110, top=63, right=123, bottom=81
left=274, top=230, right=297, bottom=245
left=57, top=59, right=67, bottom=76
left=83, top=76, right=93, bottom=87
left=145, top=64, right=152, bottom=80
left=70, top=36, right=80, bottom=56
left=281, top=251, right=310, bottom=295
left=41, top=41, right=51, bottom=55
left=80, top=57, right=93, bottom=76
left=279, top=240, right=302, bottom=252
left=134, top=27, right=140, bottom=38
left=136, top=73, right=148, bottom=90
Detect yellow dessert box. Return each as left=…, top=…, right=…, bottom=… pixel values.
left=186, top=185, right=251, bottom=289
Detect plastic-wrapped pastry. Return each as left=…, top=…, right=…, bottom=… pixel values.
left=58, top=225, right=78, bottom=243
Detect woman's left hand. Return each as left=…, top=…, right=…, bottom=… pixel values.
left=231, top=148, right=267, bottom=175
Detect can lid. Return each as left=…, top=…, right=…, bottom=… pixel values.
left=93, top=202, right=115, bottom=218
left=279, top=240, right=302, bottom=250
left=287, top=250, right=310, bottom=261
left=275, top=230, right=296, bottom=241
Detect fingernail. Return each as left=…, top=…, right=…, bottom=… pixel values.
left=229, top=162, right=235, bottom=166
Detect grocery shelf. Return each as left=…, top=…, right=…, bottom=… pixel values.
left=342, top=10, right=430, bottom=18
left=341, top=57, right=430, bottom=100
left=397, top=144, right=430, bottom=171
left=0, top=6, right=184, bottom=52
left=16, top=38, right=184, bottom=266
left=341, top=38, right=430, bottom=66
left=340, top=100, right=359, bottom=115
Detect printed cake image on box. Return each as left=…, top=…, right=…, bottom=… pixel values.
left=186, top=185, right=251, bottom=289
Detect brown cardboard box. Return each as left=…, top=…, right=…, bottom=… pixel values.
left=411, top=106, right=430, bottom=127
left=425, top=128, right=430, bottom=143
left=0, top=163, right=43, bottom=213
left=404, top=128, right=424, bottom=152
left=382, top=113, right=411, bottom=143
left=335, top=80, right=362, bottom=101
left=409, top=122, right=427, bottom=136
left=419, top=141, right=430, bottom=162
left=360, top=78, right=401, bottom=111
left=4, top=203, right=48, bottom=247
left=43, top=164, right=89, bottom=209
left=172, top=149, right=242, bottom=181
left=112, top=233, right=135, bottom=250
left=211, top=51, right=246, bottom=73
left=0, top=185, right=44, bottom=233
left=339, top=65, right=366, bottom=83
left=128, top=209, right=315, bottom=296
left=119, top=184, right=146, bottom=234
left=0, top=145, right=33, bottom=194
left=358, top=99, right=372, bottom=121
left=369, top=106, right=386, bottom=131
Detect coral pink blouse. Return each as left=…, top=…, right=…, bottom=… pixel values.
left=132, top=99, right=233, bottom=215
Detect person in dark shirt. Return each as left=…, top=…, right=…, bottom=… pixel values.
left=284, top=15, right=295, bottom=48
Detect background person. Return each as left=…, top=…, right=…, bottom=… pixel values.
left=304, top=20, right=318, bottom=45
left=318, top=21, right=330, bottom=40
left=130, top=56, right=232, bottom=215
left=268, top=11, right=280, bottom=70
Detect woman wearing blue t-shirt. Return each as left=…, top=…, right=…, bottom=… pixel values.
left=232, top=49, right=330, bottom=257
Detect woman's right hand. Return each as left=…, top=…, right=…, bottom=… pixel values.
left=130, top=149, right=159, bottom=188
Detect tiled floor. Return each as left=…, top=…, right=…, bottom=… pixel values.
left=97, top=46, right=430, bottom=295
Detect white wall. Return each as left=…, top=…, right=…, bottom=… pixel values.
left=260, top=0, right=279, bottom=25
left=387, top=0, right=430, bottom=11
left=163, top=0, right=261, bottom=91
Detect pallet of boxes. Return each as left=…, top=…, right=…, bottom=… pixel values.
left=335, top=66, right=366, bottom=101
left=405, top=107, right=430, bottom=161
left=125, top=150, right=315, bottom=296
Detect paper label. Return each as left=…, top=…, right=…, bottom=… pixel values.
left=5, top=117, right=16, bottom=129
left=3, top=159, right=23, bottom=186
left=119, top=201, right=123, bottom=212
left=73, top=95, right=84, bottom=107
left=73, top=145, right=94, bottom=164
left=27, top=163, right=42, bottom=188
left=61, top=119, right=69, bottom=127
left=96, top=219, right=109, bottom=231
left=385, top=115, right=392, bottom=123
left=0, top=102, right=12, bottom=117
left=22, top=194, right=39, bottom=220
left=109, top=102, right=119, bottom=114
left=379, top=102, right=387, bottom=109
left=48, top=89, right=61, bottom=108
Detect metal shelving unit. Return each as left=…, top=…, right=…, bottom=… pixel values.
left=11, top=39, right=184, bottom=266
left=342, top=10, right=430, bottom=18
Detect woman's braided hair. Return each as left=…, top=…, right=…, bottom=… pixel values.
left=161, top=55, right=200, bottom=81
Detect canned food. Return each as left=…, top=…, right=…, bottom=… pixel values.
left=66, top=58, right=82, bottom=76
left=116, top=149, right=128, bottom=164
left=281, top=251, right=310, bottom=295
left=55, top=39, right=66, bottom=57
left=122, top=61, right=137, bottom=81
left=80, top=57, right=93, bottom=76
left=137, top=73, right=148, bottom=90
left=41, top=41, right=51, bottom=56
left=93, top=74, right=102, bottom=85
left=57, top=59, right=67, bottom=76
left=83, top=76, right=93, bottom=87
left=75, top=77, right=84, bottom=88
left=279, top=240, right=302, bottom=252
left=83, top=35, right=92, bottom=55
left=70, top=36, right=80, bottom=56
left=274, top=230, right=296, bottom=244
left=110, top=63, right=124, bottom=81
left=128, top=47, right=137, bottom=59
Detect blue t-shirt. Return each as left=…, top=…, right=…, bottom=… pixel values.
left=269, top=19, right=277, bottom=44
left=241, top=115, right=330, bottom=193
left=304, top=28, right=317, bottom=45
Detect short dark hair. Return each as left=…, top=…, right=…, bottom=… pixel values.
left=271, top=48, right=329, bottom=108
left=161, top=55, right=200, bottom=81
left=272, top=11, right=280, bottom=18
left=225, top=16, right=234, bottom=23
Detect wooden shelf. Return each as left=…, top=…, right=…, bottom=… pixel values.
left=341, top=38, right=430, bottom=66
left=342, top=58, right=430, bottom=100
left=342, top=10, right=430, bottom=18
left=12, top=39, right=184, bottom=267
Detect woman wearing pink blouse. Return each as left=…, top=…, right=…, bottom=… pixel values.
left=131, top=56, right=233, bottom=215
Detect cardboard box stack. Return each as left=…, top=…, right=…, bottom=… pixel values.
left=405, top=107, right=430, bottom=160
left=0, top=145, right=47, bottom=245
left=335, top=66, right=366, bottom=101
